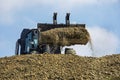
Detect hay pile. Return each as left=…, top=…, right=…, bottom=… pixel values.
left=39, top=27, right=90, bottom=46
left=0, top=54, right=120, bottom=80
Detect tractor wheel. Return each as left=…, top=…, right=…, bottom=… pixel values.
left=65, top=48, right=76, bottom=55
left=30, top=51, right=39, bottom=54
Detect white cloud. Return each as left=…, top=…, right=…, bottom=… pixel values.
left=27, top=0, right=119, bottom=6
left=0, top=0, right=119, bottom=24
left=88, top=26, right=119, bottom=57
left=62, top=44, right=93, bottom=56
left=0, top=0, right=24, bottom=24
left=0, top=0, right=118, bottom=13
left=0, top=0, right=24, bottom=12
left=62, top=26, right=120, bottom=57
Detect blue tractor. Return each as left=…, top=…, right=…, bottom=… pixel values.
left=15, top=13, right=86, bottom=55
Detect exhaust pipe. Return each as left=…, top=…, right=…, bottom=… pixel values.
left=66, top=13, right=70, bottom=26
left=53, top=12, right=57, bottom=25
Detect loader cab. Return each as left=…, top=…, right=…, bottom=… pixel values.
left=15, top=28, right=61, bottom=55
left=24, top=29, right=38, bottom=53
left=15, top=29, right=39, bottom=55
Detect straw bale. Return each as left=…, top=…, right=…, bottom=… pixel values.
left=39, top=27, right=90, bottom=46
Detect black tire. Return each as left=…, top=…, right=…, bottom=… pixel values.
left=65, top=48, right=76, bottom=54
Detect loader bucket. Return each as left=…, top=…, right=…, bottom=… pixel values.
left=37, top=23, right=90, bottom=46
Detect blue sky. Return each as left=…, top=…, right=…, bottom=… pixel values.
left=0, top=0, right=120, bottom=57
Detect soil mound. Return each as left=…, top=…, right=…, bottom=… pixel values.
left=0, top=54, right=120, bottom=80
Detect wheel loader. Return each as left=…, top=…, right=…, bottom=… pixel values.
left=15, top=13, right=89, bottom=55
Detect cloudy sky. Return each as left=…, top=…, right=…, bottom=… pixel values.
left=0, top=0, right=120, bottom=57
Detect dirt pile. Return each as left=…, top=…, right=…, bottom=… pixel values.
left=40, top=27, right=90, bottom=46
left=0, top=54, right=120, bottom=80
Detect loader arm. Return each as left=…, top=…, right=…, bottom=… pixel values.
left=15, top=39, right=20, bottom=55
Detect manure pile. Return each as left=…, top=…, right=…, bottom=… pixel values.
left=39, top=27, right=90, bottom=46
left=0, top=54, right=120, bottom=80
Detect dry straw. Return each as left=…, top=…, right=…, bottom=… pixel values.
left=39, top=27, right=90, bottom=46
